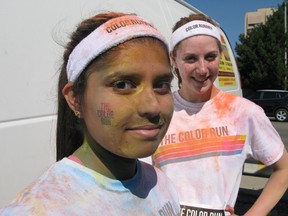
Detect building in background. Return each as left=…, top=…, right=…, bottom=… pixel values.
left=245, top=8, right=277, bottom=35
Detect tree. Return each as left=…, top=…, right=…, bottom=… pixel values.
left=235, top=3, right=287, bottom=90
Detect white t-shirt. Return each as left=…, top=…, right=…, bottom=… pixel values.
left=152, top=90, right=284, bottom=215
left=0, top=158, right=180, bottom=216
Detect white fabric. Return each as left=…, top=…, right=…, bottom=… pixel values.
left=0, top=158, right=180, bottom=215
left=67, top=15, right=168, bottom=82
left=151, top=90, right=284, bottom=214
left=170, top=20, right=221, bottom=51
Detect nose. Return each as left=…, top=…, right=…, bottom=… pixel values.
left=137, top=87, right=161, bottom=119
left=196, top=59, right=208, bottom=76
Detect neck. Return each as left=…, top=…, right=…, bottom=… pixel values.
left=73, top=133, right=137, bottom=180
left=179, top=85, right=220, bottom=103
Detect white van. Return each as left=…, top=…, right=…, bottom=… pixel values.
left=0, top=0, right=242, bottom=207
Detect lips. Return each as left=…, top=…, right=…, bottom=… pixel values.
left=127, top=124, right=163, bottom=139
left=193, top=76, right=209, bottom=83
left=191, top=76, right=211, bottom=86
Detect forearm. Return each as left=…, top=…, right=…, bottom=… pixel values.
left=244, top=153, right=288, bottom=216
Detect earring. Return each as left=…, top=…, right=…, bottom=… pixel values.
left=74, top=110, right=81, bottom=118
left=172, top=65, right=178, bottom=73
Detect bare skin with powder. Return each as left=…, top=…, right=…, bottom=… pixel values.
left=0, top=13, right=181, bottom=216
left=64, top=39, right=173, bottom=180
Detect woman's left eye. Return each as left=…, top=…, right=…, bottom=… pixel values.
left=154, top=81, right=172, bottom=94
left=205, top=53, right=218, bottom=61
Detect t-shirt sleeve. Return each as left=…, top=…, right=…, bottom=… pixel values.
left=248, top=105, right=284, bottom=166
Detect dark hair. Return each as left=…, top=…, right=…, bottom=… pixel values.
left=56, top=12, right=169, bottom=161
left=171, top=13, right=222, bottom=88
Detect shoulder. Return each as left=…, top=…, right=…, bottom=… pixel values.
left=139, top=160, right=175, bottom=187
left=139, top=160, right=171, bottom=184
left=0, top=159, right=80, bottom=214
left=139, top=160, right=179, bottom=198
left=218, top=91, right=263, bottom=111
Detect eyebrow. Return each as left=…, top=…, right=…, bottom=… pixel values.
left=105, top=71, right=142, bottom=81
left=105, top=70, right=173, bottom=81
left=155, top=73, right=174, bottom=82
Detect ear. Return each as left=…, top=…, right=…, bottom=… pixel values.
left=62, top=82, right=79, bottom=113
left=169, top=51, right=177, bottom=68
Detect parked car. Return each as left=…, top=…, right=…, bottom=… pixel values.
left=244, top=89, right=288, bottom=122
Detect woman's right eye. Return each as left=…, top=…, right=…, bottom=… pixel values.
left=184, top=55, right=197, bottom=63
left=112, top=80, right=136, bottom=92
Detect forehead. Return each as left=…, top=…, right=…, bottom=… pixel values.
left=177, top=35, right=219, bottom=53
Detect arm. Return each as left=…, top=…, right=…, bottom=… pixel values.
left=244, top=149, right=288, bottom=216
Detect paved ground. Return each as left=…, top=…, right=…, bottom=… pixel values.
left=235, top=175, right=288, bottom=215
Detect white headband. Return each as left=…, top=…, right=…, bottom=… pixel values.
left=67, top=15, right=168, bottom=82
left=170, top=20, right=221, bottom=51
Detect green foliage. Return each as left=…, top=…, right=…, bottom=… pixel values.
left=235, top=3, right=288, bottom=90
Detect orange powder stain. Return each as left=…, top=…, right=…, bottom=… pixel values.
left=213, top=93, right=237, bottom=118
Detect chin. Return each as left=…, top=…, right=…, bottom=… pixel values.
left=121, top=144, right=158, bottom=159
left=198, top=84, right=213, bottom=93
left=140, top=149, right=158, bottom=158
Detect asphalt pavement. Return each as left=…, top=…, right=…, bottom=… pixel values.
left=235, top=185, right=288, bottom=215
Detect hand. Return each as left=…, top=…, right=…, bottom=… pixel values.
left=225, top=205, right=238, bottom=216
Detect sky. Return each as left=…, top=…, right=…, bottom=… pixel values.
left=185, top=0, right=283, bottom=53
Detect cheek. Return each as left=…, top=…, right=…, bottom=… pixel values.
left=107, top=98, right=136, bottom=127
left=82, top=94, right=116, bottom=128
left=179, top=64, right=193, bottom=77
left=161, top=95, right=174, bottom=119
left=96, top=100, right=133, bottom=127
left=96, top=102, right=115, bottom=125
left=210, top=62, right=220, bottom=76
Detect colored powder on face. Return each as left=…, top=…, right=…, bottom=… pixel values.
left=97, top=102, right=114, bottom=125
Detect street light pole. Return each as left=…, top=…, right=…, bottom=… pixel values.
left=285, top=0, right=287, bottom=90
